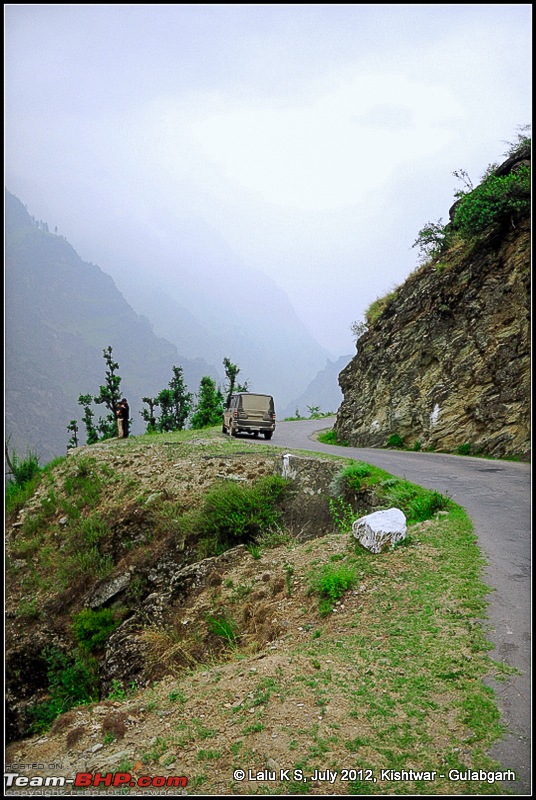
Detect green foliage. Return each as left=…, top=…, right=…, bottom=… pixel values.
left=412, top=218, right=449, bottom=262
left=7, top=447, right=40, bottom=486
left=334, top=463, right=373, bottom=495
left=331, top=462, right=451, bottom=526
left=74, top=346, right=125, bottom=445
left=456, top=442, right=473, bottom=456
left=452, top=165, right=530, bottom=237
left=317, top=428, right=348, bottom=446
left=328, top=497, right=355, bottom=533
left=503, top=123, right=531, bottom=156
left=72, top=608, right=120, bottom=652
left=365, top=288, right=399, bottom=326
left=411, top=132, right=530, bottom=268
left=140, top=396, right=159, bottom=432
left=206, top=613, right=239, bottom=645
left=308, top=563, right=357, bottom=615
left=378, top=478, right=451, bottom=524
left=28, top=647, right=99, bottom=732
left=66, top=419, right=79, bottom=448
left=5, top=447, right=42, bottom=516
left=387, top=433, right=404, bottom=448
left=190, top=376, right=225, bottom=429
left=153, top=365, right=193, bottom=432
left=223, top=357, right=249, bottom=409
left=185, top=475, right=289, bottom=553
left=245, top=543, right=261, bottom=559
left=78, top=394, right=99, bottom=444
left=94, top=346, right=124, bottom=439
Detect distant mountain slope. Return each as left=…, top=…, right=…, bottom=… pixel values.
left=5, top=190, right=215, bottom=462
left=105, top=215, right=333, bottom=410
left=281, top=355, right=352, bottom=419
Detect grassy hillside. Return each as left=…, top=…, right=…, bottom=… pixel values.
left=5, top=429, right=514, bottom=795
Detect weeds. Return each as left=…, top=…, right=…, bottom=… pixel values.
left=206, top=613, right=239, bottom=646
left=27, top=647, right=99, bottom=733
left=184, top=475, right=290, bottom=556
left=308, top=562, right=357, bottom=615
left=284, top=563, right=294, bottom=597
left=328, top=497, right=355, bottom=533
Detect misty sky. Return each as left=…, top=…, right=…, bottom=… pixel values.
left=5, top=4, right=532, bottom=355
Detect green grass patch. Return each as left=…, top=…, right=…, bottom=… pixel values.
left=332, top=461, right=452, bottom=525
left=181, top=474, right=290, bottom=557
left=317, top=428, right=349, bottom=446
left=308, top=562, right=358, bottom=615
left=206, top=612, right=239, bottom=645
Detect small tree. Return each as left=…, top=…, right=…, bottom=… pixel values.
left=167, top=365, right=192, bottom=430
left=78, top=394, right=99, bottom=445
left=93, top=346, right=123, bottom=439
left=66, top=420, right=79, bottom=449
left=350, top=320, right=367, bottom=344
left=155, top=388, right=175, bottom=432
left=223, top=357, right=249, bottom=408
left=190, top=377, right=225, bottom=429
left=412, top=219, right=448, bottom=263
left=140, top=397, right=159, bottom=433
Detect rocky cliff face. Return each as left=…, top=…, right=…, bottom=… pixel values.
left=335, top=159, right=530, bottom=460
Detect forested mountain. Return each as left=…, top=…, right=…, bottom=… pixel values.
left=5, top=190, right=215, bottom=462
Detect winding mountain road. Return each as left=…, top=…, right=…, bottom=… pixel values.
left=259, top=418, right=531, bottom=794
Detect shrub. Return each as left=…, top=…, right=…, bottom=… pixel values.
left=456, top=442, right=472, bottom=456
left=8, top=449, right=40, bottom=486
left=387, top=433, right=404, bottom=449
left=412, top=219, right=449, bottom=262
left=330, top=462, right=373, bottom=497
left=378, top=478, right=451, bottom=524
left=186, top=475, right=289, bottom=553
left=309, top=563, right=357, bottom=615
left=28, top=647, right=98, bottom=732
left=72, top=608, right=120, bottom=652
left=452, top=165, right=530, bottom=237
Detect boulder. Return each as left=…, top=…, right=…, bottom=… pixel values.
left=352, top=508, right=406, bottom=554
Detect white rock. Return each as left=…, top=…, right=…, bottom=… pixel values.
left=352, top=508, right=407, bottom=553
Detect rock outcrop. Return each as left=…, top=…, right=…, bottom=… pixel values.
left=335, top=153, right=530, bottom=460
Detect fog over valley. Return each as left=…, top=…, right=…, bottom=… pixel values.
left=5, top=4, right=531, bottom=460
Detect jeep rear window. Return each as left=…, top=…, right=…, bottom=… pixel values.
left=240, top=394, right=273, bottom=412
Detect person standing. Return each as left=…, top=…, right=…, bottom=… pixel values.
left=117, top=398, right=130, bottom=438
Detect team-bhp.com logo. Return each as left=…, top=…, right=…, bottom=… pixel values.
left=5, top=772, right=188, bottom=790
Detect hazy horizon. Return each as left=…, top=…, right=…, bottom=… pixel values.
left=5, top=4, right=531, bottom=355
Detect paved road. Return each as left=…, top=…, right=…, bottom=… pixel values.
left=256, top=418, right=531, bottom=794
